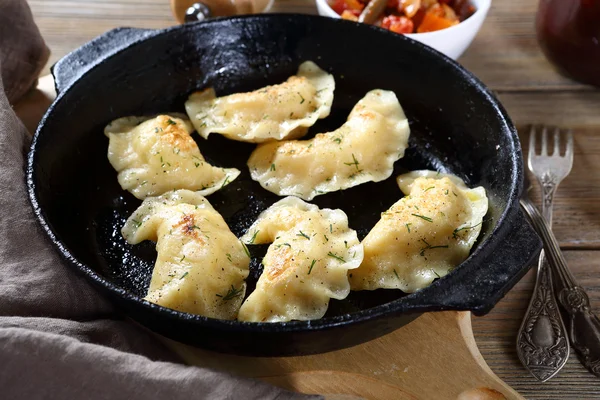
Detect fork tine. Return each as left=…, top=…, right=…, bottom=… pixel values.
left=553, top=127, right=561, bottom=156
left=541, top=126, right=549, bottom=156
left=527, top=125, right=536, bottom=163
left=565, top=129, right=574, bottom=162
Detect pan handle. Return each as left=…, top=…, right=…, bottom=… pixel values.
left=400, top=208, right=542, bottom=316
left=51, top=27, right=157, bottom=95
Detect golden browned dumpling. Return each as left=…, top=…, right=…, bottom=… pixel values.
left=185, top=61, right=335, bottom=143
left=105, top=115, right=239, bottom=200
left=238, top=197, right=363, bottom=322
left=247, top=89, right=410, bottom=200
left=122, top=190, right=250, bottom=319
left=349, top=170, right=488, bottom=293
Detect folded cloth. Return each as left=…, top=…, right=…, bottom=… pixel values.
left=0, top=1, right=320, bottom=399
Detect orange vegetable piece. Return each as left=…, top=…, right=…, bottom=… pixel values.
left=341, top=9, right=359, bottom=20
left=417, top=11, right=459, bottom=32
left=346, top=0, right=365, bottom=11
left=381, top=15, right=415, bottom=33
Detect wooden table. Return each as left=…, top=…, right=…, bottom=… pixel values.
left=23, top=0, right=600, bottom=398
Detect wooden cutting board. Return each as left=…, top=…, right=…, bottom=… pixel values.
left=164, top=311, right=522, bottom=400
left=17, top=75, right=523, bottom=400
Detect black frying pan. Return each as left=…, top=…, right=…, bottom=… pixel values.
left=27, top=14, right=541, bottom=356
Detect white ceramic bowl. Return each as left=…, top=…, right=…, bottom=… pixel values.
left=315, top=0, right=491, bottom=60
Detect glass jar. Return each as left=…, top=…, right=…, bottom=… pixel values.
left=536, top=0, right=600, bottom=87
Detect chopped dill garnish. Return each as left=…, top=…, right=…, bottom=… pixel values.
left=297, top=230, right=310, bottom=240
left=412, top=214, right=433, bottom=222
left=241, top=242, right=251, bottom=258
left=166, top=119, right=176, bottom=125
left=424, top=186, right=435, bottom=192
left=221, top=175, right=231, bottom=189
left=452, top=221, right=484, bottom=239
left=298, top=92, right=305, bottom=104
left=270, top=163, right=276, bottom=171
left=393, top=269, right=400, bottom=280
left=180, top=271, right=189, bottom=279
left=249, top=230, right=259, bottom=244
left=324, top=234, right=329, bottom=242
left=226, top=253, right=232, bottom=262
left=308, top=259, right=317, bottom=275
left=344, top=153, right=360, bottom=171
left=405, top=223, right=412, bottom=233
left=419, top=239, right=449, bottom=256
left=432, top=269, right=441, bottom=278
left=216, top=285, right=243, bottom=301
left=327, top=252, right=345, bottom=262
left=332, top=137, right=342, bottom=144
left=131, top=219, right=142, bottom=228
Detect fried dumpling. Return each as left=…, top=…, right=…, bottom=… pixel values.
left=185, top=61, right=335, bottom=143
left=247, top=89, right=410, bottom=201
left=349, top=170, right=488, bottom=293
left=105, top=114, right=239, bottom=200
left=122, top=190, right=250, bottom=319
left=238, top=197, right=363, bottom=322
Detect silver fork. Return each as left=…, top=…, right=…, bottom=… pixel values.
left=521, top=129, right=600, bottom=379
left=516, top=126, right=572, bottom=381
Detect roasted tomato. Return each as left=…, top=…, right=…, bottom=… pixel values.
left=381, top=15, right=415, bottom=33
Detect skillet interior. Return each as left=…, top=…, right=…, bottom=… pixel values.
left=28, top=15, right=537, bottom=355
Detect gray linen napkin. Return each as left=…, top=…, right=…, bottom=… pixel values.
left=0, top=1, right=320, bottom=398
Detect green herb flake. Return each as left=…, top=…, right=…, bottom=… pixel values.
left=327, top=252, right=346, bottom=262
left=405, top=223, right=412, bottom=233
left=393, top=269, right=400, bottom=280
left=332, top=137, right=342, bottom=144
left=308, top=259, right=317, bottom=275
left=298, top=92, right=305, bottom=104
left=131, top=219, right=142, bottom=228
left=216, top=285, right=243, bottom=301
left=166, top=119, right=177, bottom=126
left=241, top=242, right=251, bottom=259
left=452, top=221, right=484, bottom=239
left=180, top=271, right=189, bottom=279
left=297, top=230, right=310, bottom=240
left=226, top=253, right=232, bottom=262
left=221, top=175, right=231, bottom=189
left=329, top=224, right=333, bottom=233
left=344, top=153, right=360, bottom=171
left=424, top=186, right=435, bottom=192
left=419, top=239, right=449, bottom=256
left=180, top=255, right=186, bottom=262
left=412, top=213, right=433, bottom=222
left=432, top=269, right=441, bottom=279
left=324, top=234, right=329, bottom=242
left=249, top=230, right=259, bottom=244
left=270, top=163, right=276, bottom=171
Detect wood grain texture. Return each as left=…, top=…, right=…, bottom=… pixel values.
left=21, top=0, right=600, bottom=398
left=27, top=0, right=592, bottom=92
left=166, top=312, right=523, bottom=400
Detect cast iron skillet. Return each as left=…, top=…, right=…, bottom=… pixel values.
left=27, top=14, right=541, bottom=356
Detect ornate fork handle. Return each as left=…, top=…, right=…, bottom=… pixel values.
left=521, top=198, right=600, bottom=378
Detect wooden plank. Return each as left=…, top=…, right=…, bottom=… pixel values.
left=27, top=0, right=591, bottom=92
left=166, top=311, right=522, bottom=400
left=472, top=250, right=600, bottom=399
